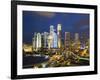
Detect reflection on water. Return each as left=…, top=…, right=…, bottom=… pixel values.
left=23, top=51, right=89, bottom=69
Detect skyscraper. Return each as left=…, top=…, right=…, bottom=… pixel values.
left=57, top=24, right=62, bottom=48
left=74, top=33, right=80, bottom=50
left=32, top=37, right=35, bottom=50
left=48, top=25, right=58, bottom=48
left=65, top=32, right=71, bottom=50
left=80, top=32, right=88, bottom=49
left=36, top=33, right=41, bottom=49
left=75, top=33, right=79, bottom=41
left=50, top=25, right=54, bottom=35
left=43, top=32, right=49, bottom=48
left=53, top=31, right=58, bottom=48
left=49, top=25, right=54, bottom=48
left=41, top=33, right=44, bottom=48
left=32, top=32, right=37, bottom=50
left=47, top=34, right=53, bottom=49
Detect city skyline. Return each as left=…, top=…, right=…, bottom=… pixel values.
left=23, top=11, right=90, bottom=68
left=23, top=11, right=89, bottom=43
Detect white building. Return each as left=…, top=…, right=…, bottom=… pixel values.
left=43, top=32, right=49, bottom=48
left=49, top=25, right=58, bottom=48
left=36, top=33, right=41, bottom=48
left=32, top=32, right=37, bottom=50
left=57, top=24, right=62, bottom=48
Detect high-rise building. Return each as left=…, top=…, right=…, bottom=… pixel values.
left=32, top=32, right=37, bottom=50
left=36, top=33, right=41, bottom=49
left=43, top=32, right=49, bottom=48
left=48, top=25, right=58, bottom=48
left=65, top=32, right=71, bottom=50
left=32, top=37, right=35, bottom=50
left=80, top=32, right=88, bottom=49
left=50, top=25, right=54, bottom=33
left=53, top=31, right=58, bottom=48
left=47, top=34, right=53, bottom=49
left=49, top=25, right=54, bottom=48
left=74, top=33, right=80, bottom=50
left=75, top=33, right=79, bottom=41
left=57, top=24, right=62, bottom=48
left=41, top=33, right=44, bottom=48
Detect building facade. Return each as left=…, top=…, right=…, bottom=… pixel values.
left=57, top=24, right=62, bottom=48
left=43, top=32, right=49, bottom=48
left=36, top=33, right=42, bottom=49
left=65, top=32, right=71, bottom=50
left=74, top=33, right=81, bottom=50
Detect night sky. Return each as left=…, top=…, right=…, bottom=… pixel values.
left=23, top=11, right=89, bottom=43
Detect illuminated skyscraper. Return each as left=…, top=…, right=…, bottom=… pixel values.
left=47, top=34, right=53, bottom=49
left=36, top=33, right=41, bottom=49
left=53, top=31, right=58, bottom=48
left=65, top=32, right=71, bottom=50
left=48, top=25, right=58, bottom=48
left=32, top=32, right=37, bottom=50
left=80, top=32, right=88, bottom=49
left=74, top=33, right=80, bottom=49
left=50, top=25, right=54, bottom=33
left=41, top=33, right=44, bottom=48
left=32, top=37, right=35, bottom=50
left=75, top=33, right=79, bottom=41
left=57, top=24, right=62, bottom=48
left=49, top=25, right=54, bottom=48
left=43, top=32, right=49, bottom=48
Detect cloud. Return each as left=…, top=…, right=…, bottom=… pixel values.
left=36, top=12, right=55, bottom=18
left=74, top=18, right=89, bottom=29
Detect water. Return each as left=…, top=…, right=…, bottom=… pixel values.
left=23, top=53, right=49, bottom=68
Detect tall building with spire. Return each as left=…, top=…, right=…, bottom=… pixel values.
left=57, top=24, right=62, bottom=48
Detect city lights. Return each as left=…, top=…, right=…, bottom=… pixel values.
left=23, top=23, right=89, bottom=68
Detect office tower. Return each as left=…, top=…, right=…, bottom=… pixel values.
left=74, top=33, right=80, bottom=49
left=49, top=25, right=58, bottom=48
left=36, top=33, right=41, bottom=49
left=49, top=25, right=54, bottom=48
left=47, top=34, right=53, bottom=49
left=57, top=24, right=62, bottom=48
left=43, top=32, right=49, bottom=48
left=80, top=32, right=88, bottom=49
left=32, top=37, right=35, bottom=50
left=65, top=32, right=70, bottom=50
left=75, top=33, right=79, bottom=41
left=50, top=25, right=54, bottom=34
left=32, top=32, right=37, bottom=50
left=53, top=31, right=58, bottom=48
left=41, top=33, right=44, bottom=48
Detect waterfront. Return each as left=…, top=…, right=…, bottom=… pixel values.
left=23, top=51, right=89, bottom=68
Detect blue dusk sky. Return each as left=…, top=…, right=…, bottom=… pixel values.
left=23, top=11, right=89, bottom=43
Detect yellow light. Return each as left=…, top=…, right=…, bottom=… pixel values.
left=23, top=44, right=32, bottom=52
left=57, top=24, right=61, bottom=31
